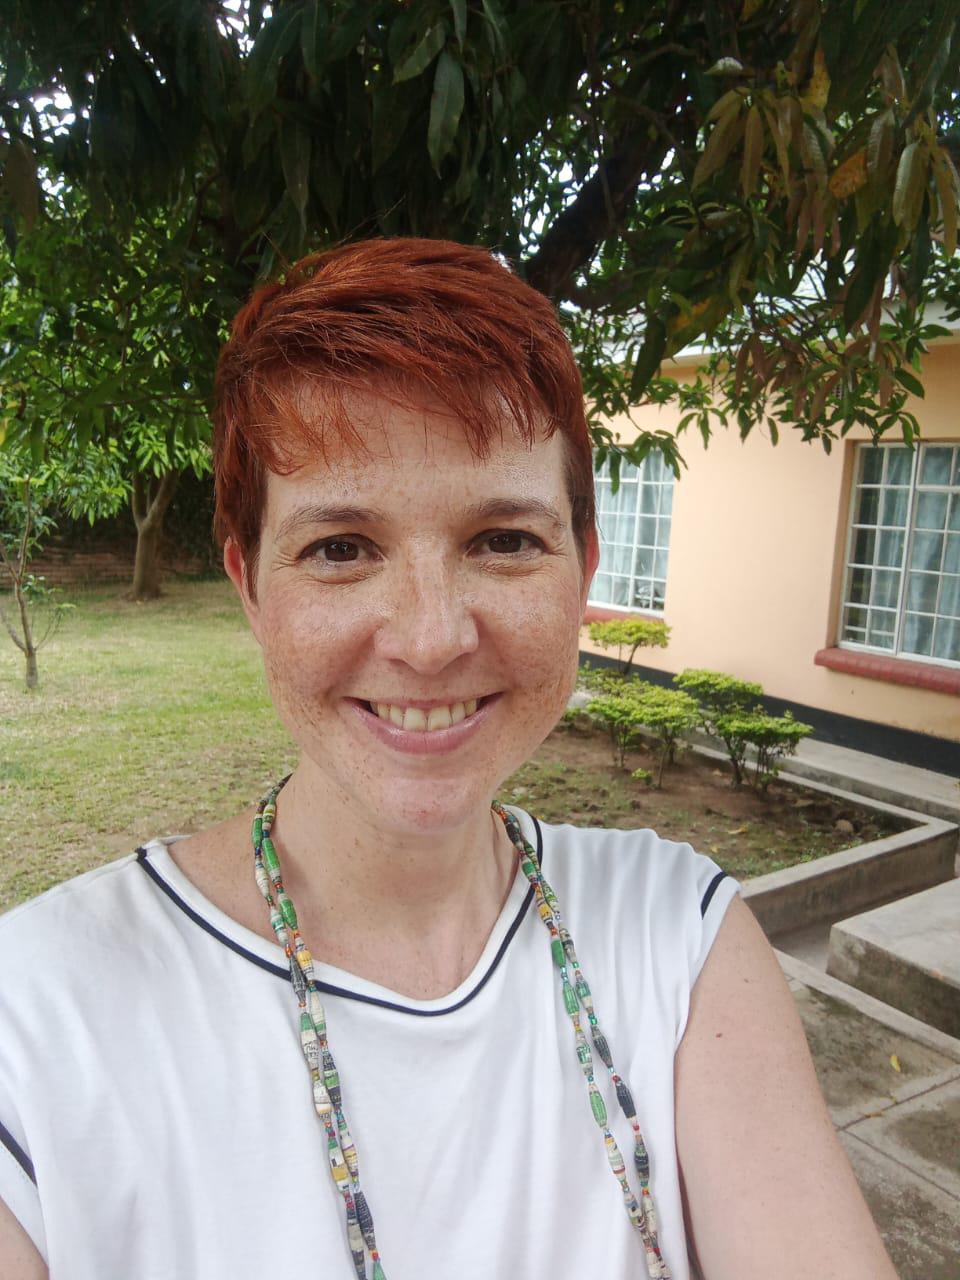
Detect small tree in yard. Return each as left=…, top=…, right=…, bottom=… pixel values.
left=0, top=444, right=125, bottom=688
left=717, top=709, right=813, bottom=791
left=673, top=668, right=813, bottom=789
left=588, top=680, right=698, bottom=785
left=631, top=685, right=700, bottom=788
left=588, top=619, right=670, bottom=676
left=673, top=668, right=765, bottom=786
left=587, top=693, right=646, bottom=770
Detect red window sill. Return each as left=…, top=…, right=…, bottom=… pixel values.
left=814, top=647, right=960, bottom=696
left=584, top=604, right=664, bottom=624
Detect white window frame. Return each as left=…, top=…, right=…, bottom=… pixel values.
left=838, top=441, right=960, bottom=669
left=588, top=455, right=673, bottom=615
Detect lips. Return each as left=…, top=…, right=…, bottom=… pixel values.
left=348, top=694, right=498, bottom=755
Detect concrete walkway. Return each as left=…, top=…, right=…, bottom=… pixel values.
left=782, top=953, right=960, bottom=1279
left=764, top=741, right=960, bottom=1277
left=787, top=736, right=960, bottom=825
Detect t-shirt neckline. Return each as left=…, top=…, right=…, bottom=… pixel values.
left=135, top=807, right=542, bottom=1018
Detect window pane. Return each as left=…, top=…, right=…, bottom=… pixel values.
left=949, top=495, right=960, bottom=533
left=639, top=484, right=659, bottom=515
left=613, top=544, right=632, bottom=576
left=906, top=572, right=939, bottom=613
left=920, top=446, right=954, bottom=486
left=902, top=612, right=934, bottom=656
left=877, top=529, right=905, bottom=567
left=885, top=447, right=914, bottom=486
left=638, top=516, right=657, bottom=547
left=870, top=569, right=900, bottom=609
left=633, top=548, right=652, bottom=578
left=939, top=574, right=960, bottom=619
left=659, top=484, right=673, bottom=516
left=914, top=491, right=949, bottom=531
left=880, top=487, right=908, bottom=527
left=651, top=580, right=667, bottom=608
left=945, top=533, right=960, bottom=575
left=855, top=486, right=880, bottom=525
left=632, top=580, right=654, bottom=609
left=592, top=572, right=612, bottom=602
left=611, top=576, right=629, bottom=607
left=860, top=448, right=883, bottom=484
left=851, top=527, right=875, bottom=564
left=843, top=605, right=868, bottom=632
left=911, top=531, right=944, bottom=573
left=654, top=549, right=669, bottom=579
left=933, top=617, right=960, bottom=662
left=867, top=610, right=896, bottom=648
left=848, top=567, right=871, bottom=604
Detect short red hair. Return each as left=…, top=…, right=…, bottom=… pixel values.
left=213, top=238, right=595, bottom=571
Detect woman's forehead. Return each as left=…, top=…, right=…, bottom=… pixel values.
left=264, top=395, right=567, bottom=512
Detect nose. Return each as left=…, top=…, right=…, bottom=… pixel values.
left=373, top=552, right=479, bottom=673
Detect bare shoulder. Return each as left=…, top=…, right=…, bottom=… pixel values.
left=675, top=896, right=898, bottom=1280
left=162, top=806, right=267, bottom=938
left=0, top=1196, right=46, bottom=1280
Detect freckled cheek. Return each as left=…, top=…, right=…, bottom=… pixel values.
left=258, top=594, right=375, bottom=707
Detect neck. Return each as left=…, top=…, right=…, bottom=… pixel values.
left=265, top=766, right=518, bottom=997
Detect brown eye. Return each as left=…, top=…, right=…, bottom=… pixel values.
left=321, top=540, right=360, bottom=562
left=485, top=532, right=535, bottom=554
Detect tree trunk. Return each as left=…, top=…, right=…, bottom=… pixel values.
left=129, top=470, right=180, bottom=601
left=15, top=578, right=38, bottom=690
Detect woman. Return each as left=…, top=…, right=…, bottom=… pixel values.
left=0, top=239, right=896, bottom=1279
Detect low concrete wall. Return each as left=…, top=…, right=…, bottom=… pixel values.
left=743, top=774, right=958, bottom=937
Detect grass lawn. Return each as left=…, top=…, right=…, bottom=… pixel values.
left=0, top=578, right=903, bottom=910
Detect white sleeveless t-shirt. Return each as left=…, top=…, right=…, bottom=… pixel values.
left=0, top=811, right=738, bottom=1279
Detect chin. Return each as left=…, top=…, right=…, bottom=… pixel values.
left=365, top=778, right=497, bottom=836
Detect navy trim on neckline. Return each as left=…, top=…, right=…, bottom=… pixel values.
left=699, top=869, right=728, bottom=918
left=135, top=813, right=542, bottom=1018
left=0, top=1117, right=35, bottom=1185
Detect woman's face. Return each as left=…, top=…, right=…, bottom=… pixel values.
left=226, top=390, right=598, bottom=837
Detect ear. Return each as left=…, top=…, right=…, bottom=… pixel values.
left=224, top=537, right=263, bottom=646
left=579, top=525, right=600, bottom=615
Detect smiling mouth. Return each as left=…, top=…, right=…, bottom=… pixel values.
left=359, top=697, right=488, bottom=732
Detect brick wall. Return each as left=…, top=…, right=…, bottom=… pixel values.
left=28, top=542, right=209, bottom=588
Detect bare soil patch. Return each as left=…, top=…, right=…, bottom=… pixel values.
left=502, top=718, right=909, bottom=881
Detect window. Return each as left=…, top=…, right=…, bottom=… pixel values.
left=840, top=443, right=960, bottom=665
left=589, top=454, right=674, bottom=612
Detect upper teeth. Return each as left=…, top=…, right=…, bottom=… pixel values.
left=372, top=700, right=479, bottom=731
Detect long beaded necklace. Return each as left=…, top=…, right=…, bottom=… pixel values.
left=253, top=777, right=671, bottom=1280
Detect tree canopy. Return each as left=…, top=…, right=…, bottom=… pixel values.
left=1, top=0, right=959, bottom=491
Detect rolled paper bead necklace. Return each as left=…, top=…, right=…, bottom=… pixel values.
left=253, top=778, right=671, bottom=1280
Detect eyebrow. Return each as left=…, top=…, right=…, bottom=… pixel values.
left=274, top=497, right=568, bottom=542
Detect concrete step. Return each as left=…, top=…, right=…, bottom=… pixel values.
left=827, top=879, right=960, bottom=1038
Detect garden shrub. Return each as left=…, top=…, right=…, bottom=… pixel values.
left=673, top=668, right=764, bottom=785
left=713, top=709, right=813, bottom=791
left=587, top=618, right=670, bottom=675
left=587, top=682, right=698, bottom=785
left=586, top=693, right=646, bottom=769
left=578, top=663, right=631, bottom=697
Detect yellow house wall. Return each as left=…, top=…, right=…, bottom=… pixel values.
left=580, top=342, right=960, bottom=745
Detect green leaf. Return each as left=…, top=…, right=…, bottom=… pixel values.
left=427, top=51, right=465, bottom=172
left=247, top=8, right=302, bottom=117
left=895, top=367, right=924, bottom=398
left=29, top=422, right=44, bottom=467
left=394, top=24, right=447, bottom=83
left=631, top=317, right=668, bottom=398
left=279, top=124, right=311, bottom=222
left=893, top=141, right=926, bottom=229
left=3, top=139, right=40, bottom=231
left=300, top=0, right=327, bottom=79
left=693, top=99, right=744, bottom=188
left=741, top=104, right=764, bottom=199
left=449, top=0, right=467, bottom=49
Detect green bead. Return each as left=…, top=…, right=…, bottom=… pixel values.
left=590, top=1089, right=608, bottom=1127
left=520, top=857, right=538, bottom=879
left=252, top=815, right=263, bottom=845
left=372, top=1263, right=386, bottom=1280
left=576, top=1042, right=591, bottom=1067
left=550, top=937, right=565, bottom=968
left=562, top=980, right=578, bottom=1016
left=262, top=837, right=280, bottom=874
left=575, top=977, right=590, bottom=999
left=279, top=894, right=298, bottom=930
